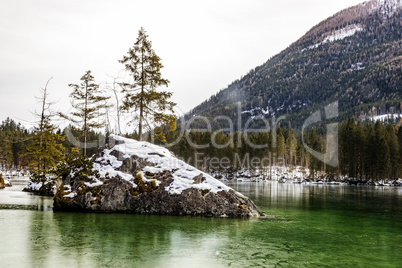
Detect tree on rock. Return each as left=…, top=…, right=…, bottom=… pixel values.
left=119, top=27, right=176, bottom=142
left=61, top=70, right=110, bottom=156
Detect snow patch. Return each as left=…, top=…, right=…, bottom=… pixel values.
left=94, top=150, right=136, bottom=187
left=3, top=178, right=11, bottom=186
left=306, top=24, right=363, bottom=51
left=361, top=0, right=401, bottom=17
left=322, top=25, right=363, bottom=43
left=63, top=192, right=77, bottom=198
left=84, top=179, right=104, bottom=188
left=348, top=62, right=365, bottom=71
left=241, top=106, right=271, bottom=117
left=371, top=114, right=402, bottom=121
left=64, top=185, right=72, bottom=193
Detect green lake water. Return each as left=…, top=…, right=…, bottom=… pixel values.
left=0, top=178, right=401, bottom=267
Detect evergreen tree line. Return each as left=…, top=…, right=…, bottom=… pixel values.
left=339, top=118, right=401, bottom=181
left=164, top=119, right=402, bottom=181
left=1, top=116, right=401, bottom=182
left=0, top=118, right=101, bottom=171
left=0, top=118, right=30, bottom=170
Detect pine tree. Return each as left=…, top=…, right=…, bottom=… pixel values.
left=23, top=78, right=65, bottom=175
left=374, top=121, right=390, bottom=181
left=386, top=124, right=399, bottom=180
left=286, top=130, right=297, bottom=168
left=364, top=123, right=376, bottom=180
left=308, top=128, right=321, bottom=178
left=354, top=121, right=366, bottom=178
left=119, top=27, right=176, bottom=142
left=398, top=127, right=402, bottom=177
left=276, top=127, right=285, bottom=161
left=346, top=118, right=357, bottom=177
left=62, top=70, right=110, bottom=156
left=0, top=120, right=14, bottom=169
left=24, top=118, right=64, bottom=172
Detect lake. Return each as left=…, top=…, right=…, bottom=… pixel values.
left=0, top=178, right=401, bottom=267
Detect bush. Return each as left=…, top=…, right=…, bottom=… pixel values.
left=53, top=155, right=100, bottom=181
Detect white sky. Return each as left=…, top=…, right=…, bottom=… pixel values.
left=0, top=0, right=365, bottom=130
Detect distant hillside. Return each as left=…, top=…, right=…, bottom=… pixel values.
left=185, top=0, right=402, bottom=130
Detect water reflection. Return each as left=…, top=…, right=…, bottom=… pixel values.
left=26, top=212, right=256, bottom=267
left=1, top=179, right=401, bottom=267
left=0, top=177, right=53, bottom=211
left=228, top=181, right=402, bottom=219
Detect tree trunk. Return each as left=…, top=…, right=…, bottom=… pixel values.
left=84, top=81, right=88, bottom=156
left=39, top=78, right=52, bottom=170
left=138, top=51, right=145, bottom=141
left=112, top=78, right=122, bottom=135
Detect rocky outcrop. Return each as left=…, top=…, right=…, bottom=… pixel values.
left=53, top=135, right=264, bottom=218
left=0, top=174, right=12, bottom=189
left=23, top=178, right=61, bottom=196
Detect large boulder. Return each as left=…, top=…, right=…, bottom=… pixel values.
left=53, top=135, right=264, bottom=218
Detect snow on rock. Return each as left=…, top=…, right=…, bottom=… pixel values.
left=93, top=151, right=135, bottom=187
left=27, top=181, right=43, bottom=191
left=102, top=135, right=231, bottom=195
left=3, top=178, right=12, bottom=187
left=23, top=176, right=61, bottom=196
left=53, top=135, right=264, bottom=218
left=0, top=175, right=12, bottom=188
left=63, top=192, right=77, bottom=198
left=84, top=180, right=104, bottom=188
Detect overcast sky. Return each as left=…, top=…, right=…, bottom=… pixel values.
left=0, top=0, right=365, bottom=130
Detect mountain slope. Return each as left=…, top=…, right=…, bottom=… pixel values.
left=185, top=0, right=402, bottom=130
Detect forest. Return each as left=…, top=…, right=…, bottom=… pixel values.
left=1, top=116, right=401, bottom=183
left=166, top=118, right=402, bottom=181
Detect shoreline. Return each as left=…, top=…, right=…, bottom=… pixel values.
left=210, top=166, right=402, bottom=187
left=221, top=178, right=402, bottom=187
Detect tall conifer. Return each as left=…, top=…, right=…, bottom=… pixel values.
left=62, top=70, right=110, bottom=156
left=120, top=27, right=176, bottom=142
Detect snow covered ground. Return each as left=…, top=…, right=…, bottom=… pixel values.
left=210, top=166, right=402, bottom=186
left=0, top=170, right=27, bottom=177
left=370, top=114, right=402, bottom=122
left=211, top=166, right=309, bottom=182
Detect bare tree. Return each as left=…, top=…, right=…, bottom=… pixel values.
left=106, top=74, right=123, bottom=135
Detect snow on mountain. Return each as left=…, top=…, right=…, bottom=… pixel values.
left=306, top=24, right=363, bottom=51
left=322, top=25, right=363, bottom=43
left=361, top=0, right=401, bottom=16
